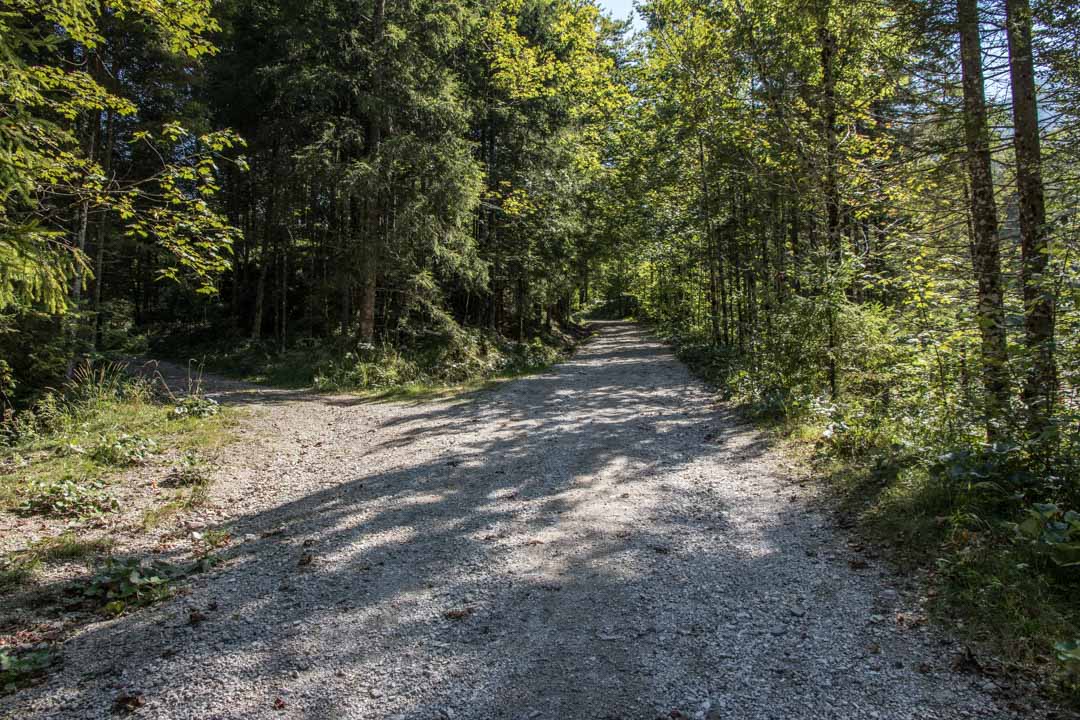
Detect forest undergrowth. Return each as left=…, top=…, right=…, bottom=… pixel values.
left=653, top=306, right=1080, bottom=705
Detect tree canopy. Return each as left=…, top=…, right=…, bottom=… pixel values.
left=2, top=0, right=1078, bottom=489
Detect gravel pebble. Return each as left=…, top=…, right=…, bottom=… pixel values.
left=2, top=323, right=1016, bottom=719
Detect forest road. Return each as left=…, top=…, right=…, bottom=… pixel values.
left=9, top=322, right=1014, bottom=720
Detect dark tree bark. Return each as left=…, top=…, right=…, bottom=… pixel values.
left=958, top=0, right=1010, bottom=439
left=818, top=6, right=841, bottom=400
left=697, top=134, right=721, bottom=347
left=1005, top=0, right=1056, bottom=436
left=358, top=0, right=386, bottom=343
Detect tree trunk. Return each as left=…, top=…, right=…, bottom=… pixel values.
left=92, top=109, right=115, bottom=349
left=958, top=0, right=1010, bottom=439
left=65, top=109, right=99, bottom=377
left=1005, top=0, right=1056, bottom=436
left=697, top=134, right=721, bottom=347
left=357, top=0, right=386, bottom=344
left=819, top=6, right=841, bottom=400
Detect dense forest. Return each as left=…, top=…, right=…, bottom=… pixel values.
left=3, top=0, right=1080, bottom=699
left=5, top=0, right=1079, bottom=444
left=2, top=0, right=631, bottom=396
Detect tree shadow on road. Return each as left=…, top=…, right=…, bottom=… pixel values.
left=4, top=324, right=988, bottom=720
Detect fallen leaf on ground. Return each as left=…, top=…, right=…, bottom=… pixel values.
left=113, top=693, right=145, bottom=714
left=444, top=607, right=473, bottom=620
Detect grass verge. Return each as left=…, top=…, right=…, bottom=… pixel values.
left=1, top=362, right=234, bottom=513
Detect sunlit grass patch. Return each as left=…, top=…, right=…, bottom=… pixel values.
left=0, top=362, right=235, bottom=513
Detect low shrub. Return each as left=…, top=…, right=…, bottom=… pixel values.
left=90, top=433, right=158, bottom=467
left=78, top=558, right=180, bottom=616
left=75, top=555, right=220, bottom=616
left=0, top=648, right=57, bottom=694
left=18, top=478, right=118, bottom=518
left=173, top=395, right=219, bottom=418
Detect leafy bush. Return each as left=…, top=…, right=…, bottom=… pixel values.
left=517, top=337, right=560, bottom=369
left=173, top=395, right=219, bottom=418
left=0, top=648, right=57, bottom=694
left=1015, top=503, right=1080, bottom=567
left=90, top=433, right=158, bottom=466
left=0, top=407, right=40, bottom=445
left=18, top=478, right=118, bottom=518
left=77, top=554, right=220, bottom=616
left=79, top=558, right=179, bottom=616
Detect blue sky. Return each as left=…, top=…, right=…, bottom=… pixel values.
left=597, top=0, right=642, bottom=29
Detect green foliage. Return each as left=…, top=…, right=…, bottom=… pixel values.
left=0, top=648, right=57, bottom=694
left=95, top=300, right=148, bottom=355
left=1016, top=504, right=1080, bottom=568
left=18, top=478, right=118, bottom=518
left=597, top=0, right=1080, bottom=702
left=173, top=395, right=219, bottom=419
left=0, top=0, right=241, bottom=314
left=79, top=558, right=178, bottom=616
left=165, top=320, right=573, bottom=394
left=90, top=433, right=158, bottom=467
left=77, top=555, right=220, bottom=616
left=0, top=359, right=233, bottom=514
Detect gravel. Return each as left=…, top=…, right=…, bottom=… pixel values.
left=3, top=322, right=1015, bottom=719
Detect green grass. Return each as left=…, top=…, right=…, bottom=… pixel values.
left=1, top=361, right=236, bottom=600
left=1, top=392, right=235, bottom=512
left=0, top=533, right=115, bottom=592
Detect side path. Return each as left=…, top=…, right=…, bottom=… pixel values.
left=6, top=322, right=1014, bottom=719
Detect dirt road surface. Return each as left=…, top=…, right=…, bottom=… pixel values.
left=6, top=323, right=1012, bottom=720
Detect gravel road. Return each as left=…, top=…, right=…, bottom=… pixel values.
left=5, top=322, right=1014, bottom=720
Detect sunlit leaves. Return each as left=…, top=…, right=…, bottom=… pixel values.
left=0, top=0, right=239, bottom=311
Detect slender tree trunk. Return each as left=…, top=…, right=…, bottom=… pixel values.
left=252, top=194, right=274, bottom=340
left=92, top=109, right=115, bottom=349
left=958, top=0, right=1010, bottom=439
left=1005, top=0, right=1056, bottom=436
left=71, top=113, right=99, bottom=305
left=819, top=5, right=841, bottom=400
left=280, top=245, right=288, bottom=354
left=64, top=109, right=99, bottom=377
left=357, top=0, right=386, bottom=344
left=697, top=134, right=721, bottom=347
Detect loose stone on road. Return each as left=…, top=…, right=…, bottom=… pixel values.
left=6, top=322, right=1012, bottom=719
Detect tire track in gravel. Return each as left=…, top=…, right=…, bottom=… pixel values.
left=5, top=322, right=1015, bottom=720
